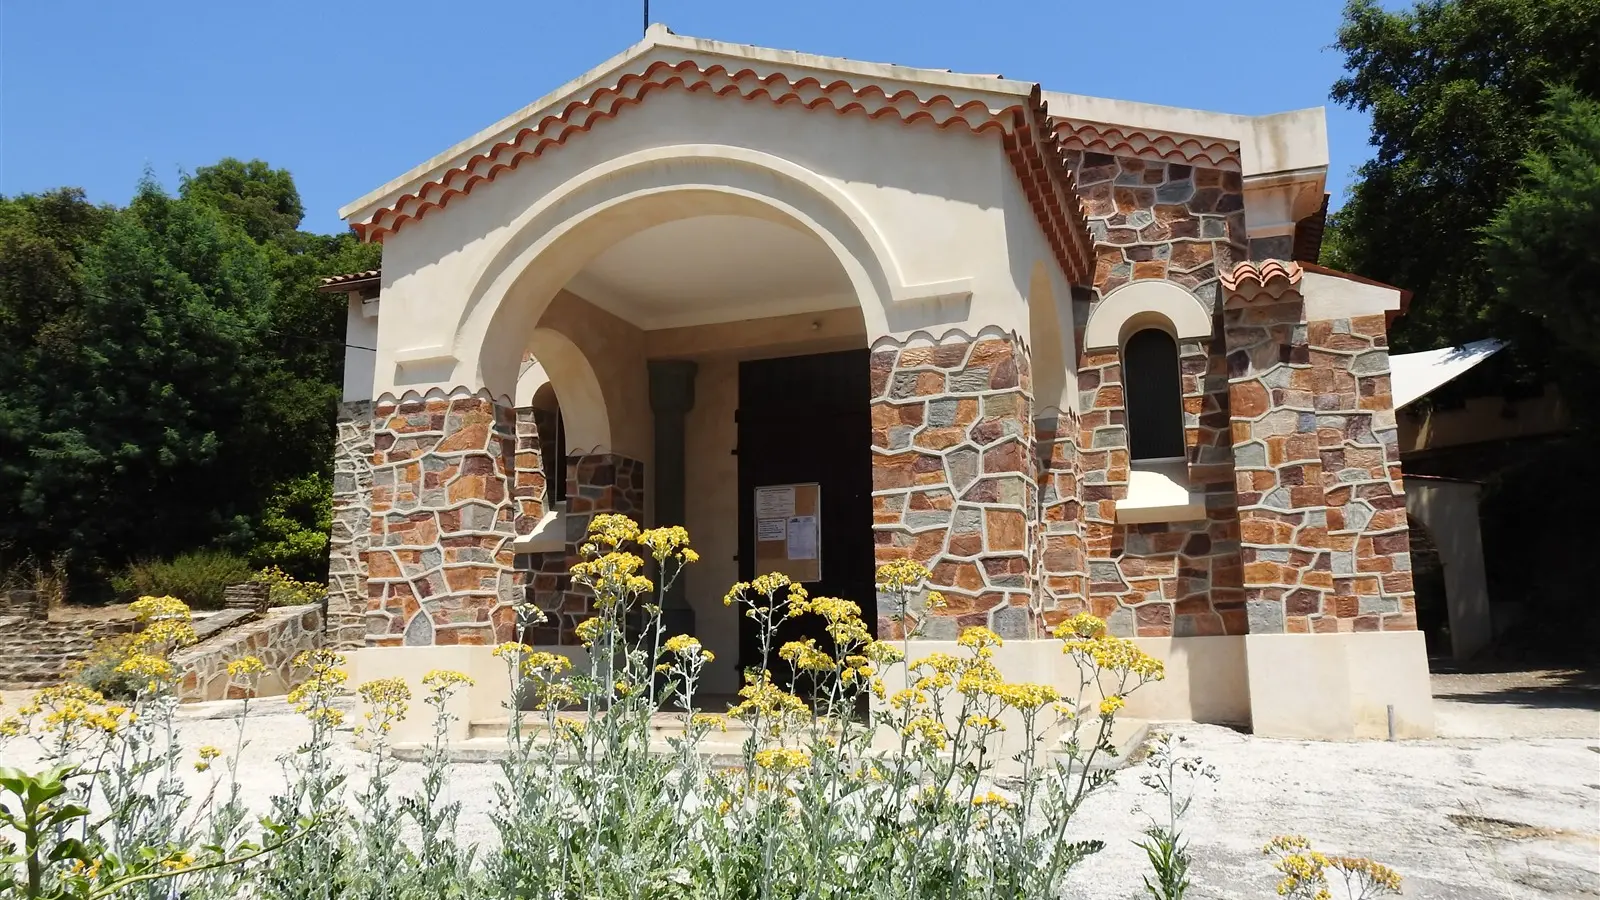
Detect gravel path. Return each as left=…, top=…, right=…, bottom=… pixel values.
left=3, top=681, right=1596, bottom=899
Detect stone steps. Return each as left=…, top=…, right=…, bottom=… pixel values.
left=0, top=620, right=131, bottom=690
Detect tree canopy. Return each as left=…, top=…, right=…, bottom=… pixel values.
left=1330, top=0, right=1600, bottom=656
left=1327, top=0, right=1600, bottom=381
left=0, top=160, right=378, bottom=593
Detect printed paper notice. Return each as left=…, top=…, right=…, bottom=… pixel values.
left=756, top=486, right=796, bottom=519
left=757, top=518, right=787, bottom=542
left=786, top=516, right=818, bottom=561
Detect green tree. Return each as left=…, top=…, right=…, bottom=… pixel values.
left=29, top=179, right=275, bottom=570
left=1328, top=0, right=1600, bottom=358
left=1482, top=87, right=1600, bottom=365
left=1, top=161, right=377, bottom=592
left=179, top=157, right=305, bottom=245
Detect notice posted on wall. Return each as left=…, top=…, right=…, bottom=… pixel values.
left=785, top=516, right=818, bottom=561
left=753, top=482, right=821, bottom=582
left=755, top=486, right=796, bottom=520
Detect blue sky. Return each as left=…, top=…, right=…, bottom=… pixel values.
left=2, top=0, right=1382, bottom=235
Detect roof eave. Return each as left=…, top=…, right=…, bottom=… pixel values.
left=339, top=25, right=1041, bottom=226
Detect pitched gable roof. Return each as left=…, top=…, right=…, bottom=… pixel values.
left=339, top=26, right=1096, bottom=284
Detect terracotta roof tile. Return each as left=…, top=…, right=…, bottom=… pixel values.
left=317, top=269, right=381, bottom=292
left=1220, top=259, right=1303, bottom=305
left=351, top=60, right=1095, bottom=285
left=1050, top=119, right=1241, bottom=170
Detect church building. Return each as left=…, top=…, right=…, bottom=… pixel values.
left=320, top=26, right=1433, bottom=740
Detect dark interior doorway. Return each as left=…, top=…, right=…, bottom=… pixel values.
left=736, top=349, right=876, bottom=693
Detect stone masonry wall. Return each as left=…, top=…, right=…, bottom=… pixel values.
left=1225, top=300, right=1334, bottom=633
left=1053, top=151, right=1250, bottom=637
left=1312, top=314, right=1415, bottom=630
left=327, top=401, right=373, bottom=650
left=366, top=390, right=520, bottom=646
left=174, top=604, right=323, bottom=702
left=870, top=333, right=1039, bottom=640
left=510, top=442, right=647, bottom=647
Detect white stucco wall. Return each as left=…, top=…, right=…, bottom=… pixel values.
left=341, top=297, right=378, bottom=402
left=1406, top=479, right=1493, bottom=661
left=367, top=84, right=1054, bottom=402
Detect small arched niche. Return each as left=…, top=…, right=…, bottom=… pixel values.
left=528, top=382, right=568, bottom=505
left=1122, top=328, right=1185, bottom=461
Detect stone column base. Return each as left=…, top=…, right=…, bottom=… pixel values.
left=1244, top=631, right=1435, bottom=739
left=875, top=633, right=1432, bottom=742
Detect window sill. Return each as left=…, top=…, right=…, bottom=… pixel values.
left=509, top=502, right=567, bottom=553
left=1115, top=459, right=1207, bottom=525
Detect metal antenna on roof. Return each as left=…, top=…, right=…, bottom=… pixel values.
left=643, top=0, right=649, bottom=34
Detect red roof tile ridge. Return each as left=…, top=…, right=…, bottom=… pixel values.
left=1051, top=119, right=1240, bottom=170
left=353, top=59, right=1095, bottom=284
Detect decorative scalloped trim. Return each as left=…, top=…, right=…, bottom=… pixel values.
left=869, top=324, right=1019, bottom=350
left=354, top=60, right=1094, bottom=284
left=374, top=385, right=503, bottom=407
left=1052, top=119, right=1241, bottom=171
left=1220, top=260, right=1304, bottom=305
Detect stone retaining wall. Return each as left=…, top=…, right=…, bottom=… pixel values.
left=172, top=604, right=323, bottom=702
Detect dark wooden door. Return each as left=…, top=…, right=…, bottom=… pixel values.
left=737, top=349, right=875, bottom=690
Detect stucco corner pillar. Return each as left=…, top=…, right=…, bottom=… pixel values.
left=365, top=390, right=521, bottom=648
left=649, top=359, right=698, bottom=638
left=870, top=333, right=1040, bottom=641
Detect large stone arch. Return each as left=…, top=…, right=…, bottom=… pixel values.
left=452, top=145, right=920, bottom=401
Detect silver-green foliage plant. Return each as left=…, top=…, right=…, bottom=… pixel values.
left=0, top=515, right=1408, bottom=900
left=477, top=514, right=1169, bottom=900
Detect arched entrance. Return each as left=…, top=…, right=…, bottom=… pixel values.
left=480, top=186, right=882, bottom=695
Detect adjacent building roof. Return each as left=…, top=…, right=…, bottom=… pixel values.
left=316, top=269, right=381, bottom=293
left=1390, top=339, right=1506, bottom=409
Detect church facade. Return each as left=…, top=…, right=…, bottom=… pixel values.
left=321, top=26, right=1433, bottom=740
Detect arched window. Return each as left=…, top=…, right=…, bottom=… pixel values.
left=1123, top=328, right=1185, bottom=460
left=530, top=384, right=568, bottom=504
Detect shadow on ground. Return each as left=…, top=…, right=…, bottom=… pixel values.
left=1430, top=663, right=1600, bottom=712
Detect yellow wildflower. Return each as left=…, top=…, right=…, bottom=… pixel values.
left=637, top=525, right=693, bottom=561
left=779, top=639, right=836, bottom=673
left=753, top=747, right=811, bottom=771
left=990, top=681, right=1058, bottom=711
left=159, top=851, right=195, bottom=872
left=520, top=652, right=573, bottom=678
left=115, top=652, right=176, bottom=690
left=129, top=595, right=191, bottom=623
left=875, top=558, right=931, bottom=593
left=574, top=617, right=603, bottom=647
left=358, top=677, right=411, bottom=728
left=1098, top=695, right=1125, bottom=717
left=227, top=655, right=267, bottom=678
left=491, top=642, right=533, bottom=661
left=901, top=715, right=948, bottom=750
left=690, top=713, right=728, bottom=732
left=972, top=791, right=1012, bottom=809
left=194, top=745, right=223, bottom=772
left=586, top=513, right=641, bottom=549
left=421, top=669, right=475, bottom=692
